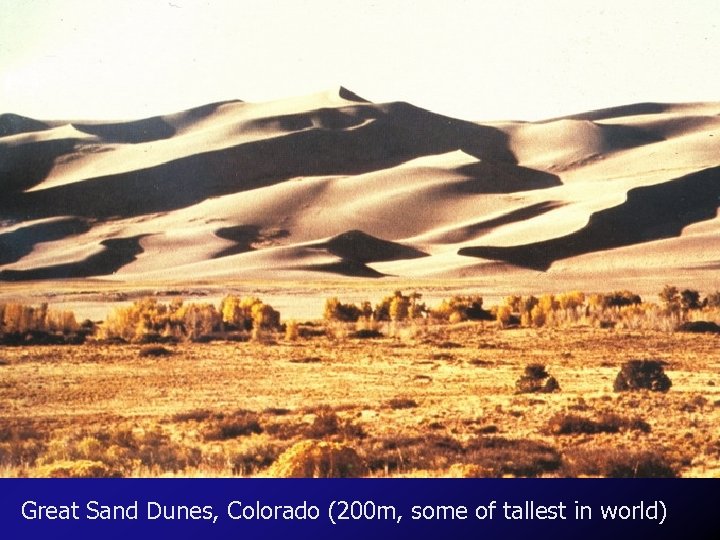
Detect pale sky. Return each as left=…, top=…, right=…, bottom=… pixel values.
left=1, top=0, right=718, bottom=121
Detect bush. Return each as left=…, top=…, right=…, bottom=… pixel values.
left=433, top=295, right=489, bottom=322
left=266, top=440, right=367, bottom=478
left=465, top=437, right=562, bottom=477
left=350, top=328, right=383, bottom=339
left=323, top=297, right=363, bottom=322
left=364, top=435, right=465, bottom=473
left=0, top=302, right=82, bottom=344
left=284, top=320, right=299, bottom=341
left=547, top=413, right=651, bottom=435
left=677, top=321, right=720, bottom=334
left=139, top=345, right=173, bottom=358
left=364, top=434, right=560, bottom=477
left=303, top=409, right=365, bottom=440
left=202, top=412, right=263, bottom=441
left=373, top=291, right=425, bottom=322
left=515, top=364, right=560, bottom=394
left=614, top=360, right=671, bottom=393
left=561, top=448, right=676, bottom=478
left=35, top=460, right=119, bottom=478
left=386, top=397, right=418, bottom=409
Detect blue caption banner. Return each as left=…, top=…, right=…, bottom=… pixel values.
left=0, top=479, right=717, bottom=539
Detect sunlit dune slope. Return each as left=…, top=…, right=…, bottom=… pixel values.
left=1, top=89, right=719, bottom=289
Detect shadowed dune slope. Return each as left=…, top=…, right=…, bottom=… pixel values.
left=0, top=101, right=515, bottom=221
left=72, top=117, right=175, bottom=143
left=1, top=139, right=78, bottom=193
left=0, top=236, right=146, bottom=281
left=459, top=167, right=720, bottom=270
left=0, top=217, right=90, bottom=265
left=0, top=90, right=719, bottom=283
left=0, top=113, right=50, bottom=137
left=318, top=230, right=429, bottom=264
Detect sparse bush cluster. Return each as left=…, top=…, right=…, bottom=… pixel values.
left=0, top=303, right=85, bottom=344
left=560, top=447, right=677, bottom=478
left=430, top=295, right=491, bottom=323
left=547, top=412, right=651, bottom=435
left=19, top=424, right=203, bottom=476
left=99, top=296, right=281, bottom=343
left=324, top=291, right=426, bottom=324
left=493, top=286, right=720, bottom=332
left=364, top=434, right=562, bottom=477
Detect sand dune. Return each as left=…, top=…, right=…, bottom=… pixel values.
left=0, top=113, right=50, bottom=137
left=1, top=89, right=719, bottom=290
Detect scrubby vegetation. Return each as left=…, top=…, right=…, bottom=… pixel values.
left=99, top=296, right=281, bottom=343
left=614, top=360, right=672, bottom=393
left=515, top=364, right=560, bottom=394
left=2, top=284, right=720, bottom=477
left=0, top=303, right=86, bottom=345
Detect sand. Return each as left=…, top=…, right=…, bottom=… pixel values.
left=1, top=88, right=719, bottom=292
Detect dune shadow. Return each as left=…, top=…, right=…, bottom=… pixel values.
left=543, top=102, right=670, bottom=123
left=0, top=217, right=90, bottom=265
left=452, top=162, right=561, bottom=194
left=296, top=260, right=386, bottom=278
left=459, top=167, right=720, bottom=270
left=316, top=229, right=428, bottom=264
left=296, top=230, right=428, bottom=278
left=426, top=201, right=563, bottom=244
left=0, top=113, right=50, bottom=137
left=212, top=225, right=291, bottom=259
left=1, top=138, right=77, bottom=193
left=73, top=117, right=175, bottom=144
left=0, top=235, right=146, bottom=281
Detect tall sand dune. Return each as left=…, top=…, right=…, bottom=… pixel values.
left=1, top=89, right=719, bottom=290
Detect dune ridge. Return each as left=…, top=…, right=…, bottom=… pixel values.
left=1, top=89, right=718, bottom=289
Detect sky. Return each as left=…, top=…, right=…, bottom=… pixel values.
left=1, top=0, right=718, bottom=121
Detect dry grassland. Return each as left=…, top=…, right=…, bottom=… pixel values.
left=1, top=323, right=718, bottom=478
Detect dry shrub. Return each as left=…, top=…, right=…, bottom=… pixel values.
left=364, top=435, right=464, bottom=473
left=304, top=409, right=365, bottom=440
left=284, top=320, right=299, bottom=341
left=202, top=412, right=262, bottom=441
left=561, top=447, right=677, bottom=478
left=680, top=395, right=708, bottom=412
left=44, top=425, right=202, bottom=474
left=446, top=463, right=494, bottom=478
left=139, top=345, right=173, bottom=358
left=263, top=407, right=292, bottom=416
left=0, top=421, right=47, bottom=468
left=614, top=360, right=671, bottom=392
left=437, top=341, right=462, bottom=349
left=289, top=356, right=321, bottom=364
left=264, top=421, right=305, bottom=441
left=350, top=328, right=383, bottom=339
left=515, top=364, right=560, bottom=394
left=676, top=321, right=720, bottom=334
left=228, top=442, right=287, bottom=475
left=465, top=437, right=562, bottom=477
left=547, top=412, right=651, bottom=435
left=171, top=409, right=217, bottom=423
left=366, top=434, right=560, bottom=477
left=266, top=440, right=367, bottom=478
left=469, top=358, right=494, bottom=366
left=386, top=397, right=418, bottom=410
left=35, top=460, right=119, bottom=478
